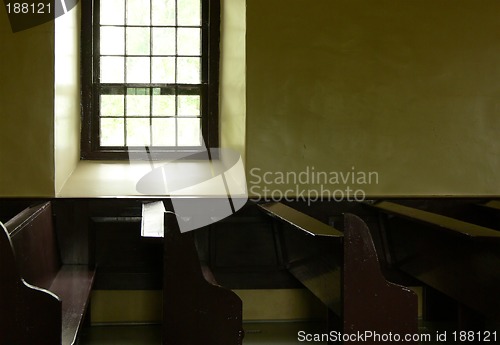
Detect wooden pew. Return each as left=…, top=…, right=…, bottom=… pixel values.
left=0, top=202, right=95, bottom=345
left=370, top=200, right=500, bottom=324
left=141, top=202, right=244, bottom=345
left=478, top=200, right=500, bottom=213
left=476, top=200, right=500, bottom=229
left=259, top=202, right=418, bottom=343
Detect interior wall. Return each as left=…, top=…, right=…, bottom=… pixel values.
left=55, top=4, right=81, bottom=194
left=90, top=289, right=325, bottom=323
left=246, top=0, right=500, bottom=197
left=0, top=6, right=55, bottom=197
left=220, top=0, right=246, bottom=160
left=5, top=0, right=500, bottom=198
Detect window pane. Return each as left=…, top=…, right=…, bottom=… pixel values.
left=153, top=95, right=175, bottom=116
left=178, top=118, right=201, bottom=146
left=152, top=28, right=176, bottom=56
left=126, top=27, right=150, bottom=55
left=101, top=95, right=124, bottom=116
left=178, top=28, right=201, bottom=56
left=152, top=57, right=175, bottom=83
left=127, top=118, right=151, bottom=146
left=101, top=27, right=125, bottom=55
left=101, top=118, right=124, bottom=146
left=152, top=0, right=175, bottom=26
left=178, top=95, right=200, bottom=116
left=126, top=0, right=150, bottom=25
left=126, top=57, right=150, bottom=83
left=101, top=0, right=125, bottom=25
left=177, top=57, right=200, bottom=84
left=94, top=0, right=213, bottom=154
left=101, top=57, right=125, bottom=83
left=178, top=0, right=201, bottom=26
left=126, top=95, right=150, bottom=116
left=152, top=118, right=176, bottom=146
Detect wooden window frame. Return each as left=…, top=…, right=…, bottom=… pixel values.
left=81, top=0, right=220, bottom=160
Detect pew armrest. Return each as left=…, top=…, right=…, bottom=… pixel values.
left=478, top=200, right=500, bottom=212
left=258, top=202, right=343, bottom=237
left=370, top=201, right=500, bottom=240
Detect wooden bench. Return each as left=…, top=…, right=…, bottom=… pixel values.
left=141, top=201, right=244, bottom=345
left=0, top=202, right=95, bottom=345
left=476, top=200, right=500, bottom=229
left=369, top=200, right=500, bottom=324
left=479, top=200, right=500, bottom=213
left=258, top=202, right=418, bottom=342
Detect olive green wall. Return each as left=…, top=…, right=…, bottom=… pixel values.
left=55, top=4, right=81, bottom=194
left=220, top=0, right=246, bottom=161
left=0, top=5, right=55, bottom=196
left=2, top=1, right=500, bottom=197
left=246, top=0, right=500, bottom=197
left=0, top=5, right=80, bottom=197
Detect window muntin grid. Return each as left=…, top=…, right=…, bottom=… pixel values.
left=97, top=0, right=205, bottom=149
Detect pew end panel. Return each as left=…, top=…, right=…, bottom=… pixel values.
left=0, top=222, right=62, bottom=345
left=5, top=202, right=61, bottom=290
left=163, top=211, right=244, bottom=345
left=139, top=201, right=244, bottom=345
left=0, top=202, right=95, bottom=345
left=343, top=213, right=418, bottom=343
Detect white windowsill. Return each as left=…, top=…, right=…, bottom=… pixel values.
left=57, top=159, right=247, bottom=198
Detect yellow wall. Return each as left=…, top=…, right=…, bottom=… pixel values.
left=3, top=0, right=500, bottom=197
left=246, top=0, right=500, bottom=197
left=0, top=4, right=80, bottom=197
left=55, top=4, right=81, bottom=194
left=220, top=0, right=246, bottom=161
left=0, top=5, right=55, bottom=196
left=91, top=289, right=325, bottom=324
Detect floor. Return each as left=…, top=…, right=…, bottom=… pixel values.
left=78, top=321, right=328, bottom=345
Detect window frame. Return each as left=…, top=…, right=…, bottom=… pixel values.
left=81, top=0, right=220, bottom=160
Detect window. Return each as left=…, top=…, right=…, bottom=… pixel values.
left=81, top=0, right=220, bottom=160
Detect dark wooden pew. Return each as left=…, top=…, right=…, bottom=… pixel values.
left=476, top=200, right=500, bottom=229
left=478, top=200, right=500, bottom=213
left=141, top=201, right=244, bottom=345
left=0, top=202, right=95, bottom=345
left=370, top=200, right=500, bottom=325
left=259, top=202, right=418, bottom=343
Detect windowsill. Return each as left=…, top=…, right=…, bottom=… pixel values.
left=57, top=159, right=247, bottom=198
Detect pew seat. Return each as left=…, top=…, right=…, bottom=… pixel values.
left=0, top=202, right=95, bottom=345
